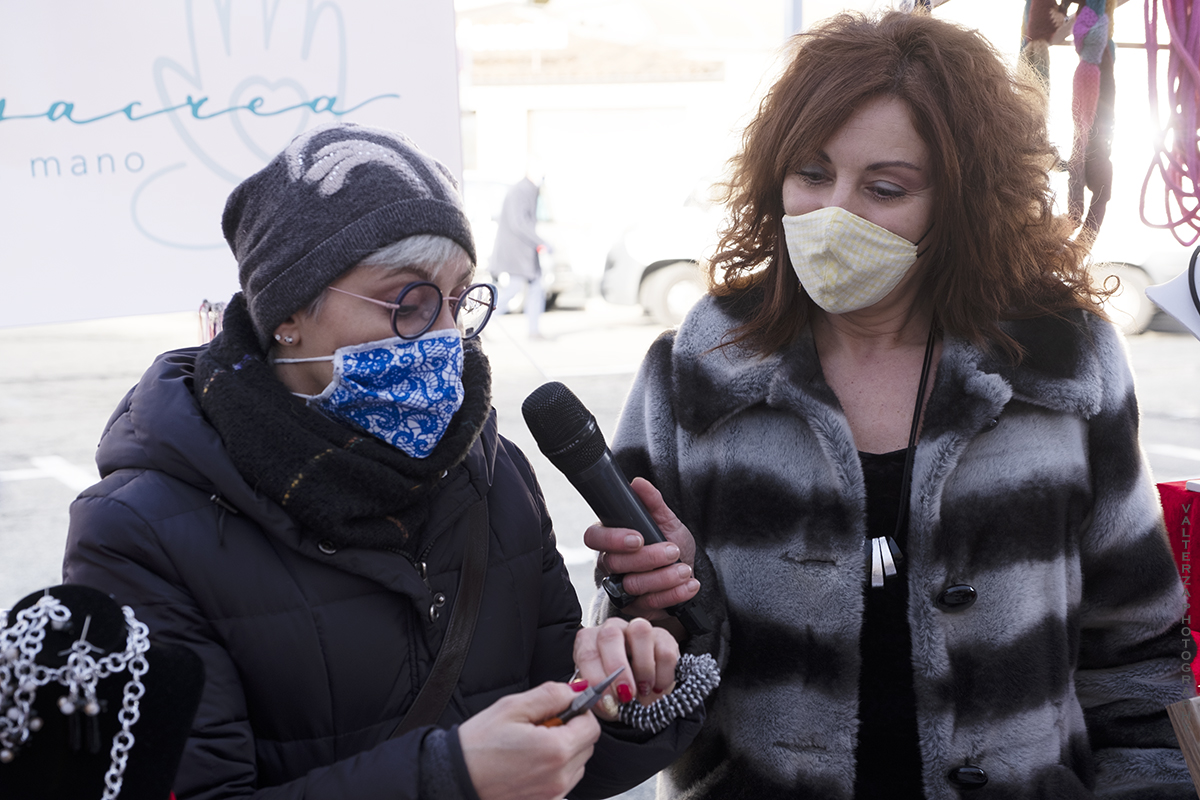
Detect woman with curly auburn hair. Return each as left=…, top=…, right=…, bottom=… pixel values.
left=584, top=10, right=1191, bottom=800
left=714, top=10, right=1098, bottom=357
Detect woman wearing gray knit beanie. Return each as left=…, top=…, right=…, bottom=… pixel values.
left=61, top=123, right=701, bottom=800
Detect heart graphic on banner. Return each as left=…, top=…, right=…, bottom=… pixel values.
left=228, top=76, right=314, bottom=163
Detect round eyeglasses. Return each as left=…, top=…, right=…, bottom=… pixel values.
left=327, top=282, right=497, bottom=340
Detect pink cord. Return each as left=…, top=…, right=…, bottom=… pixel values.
left=1142, top=0, right=1200, bottom=246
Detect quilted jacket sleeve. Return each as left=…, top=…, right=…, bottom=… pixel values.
left=1074, top=322, right=1192, bottom=798
left=503, top=440, right=584, bottom=687
left=63, top=487, right=437, bottom=800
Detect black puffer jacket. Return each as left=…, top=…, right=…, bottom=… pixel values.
left=63, top=347, right=698, bottom=799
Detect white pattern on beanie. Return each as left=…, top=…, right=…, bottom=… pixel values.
left=304, top=140, right=428, bottom=197
left=282, top=124, right=415, bottom=181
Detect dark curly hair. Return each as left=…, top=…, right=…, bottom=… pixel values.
left=710, top=10, right=1103, bottom=358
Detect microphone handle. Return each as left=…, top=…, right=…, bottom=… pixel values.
left=568, top=451, right=711, bottom=636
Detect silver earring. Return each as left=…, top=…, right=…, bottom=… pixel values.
left=58, top=614, right=103, bottom=719
left=274, top=334, right=294, bottom=344
left=274, top=334, right=282, bottom=342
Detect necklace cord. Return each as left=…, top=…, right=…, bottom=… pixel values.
left=893, top=321, right=938, bottom=544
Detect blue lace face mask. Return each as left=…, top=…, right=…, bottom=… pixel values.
left=275, top=329, right=465, bottom=458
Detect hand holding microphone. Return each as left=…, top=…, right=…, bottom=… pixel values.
left=585, top=478, right=702, bottom=617
left=522, top=382, right=710, bottom=636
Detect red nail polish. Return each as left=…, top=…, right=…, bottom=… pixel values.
left=652, top=686, right=665, bottom=695
left=637, top=681, right=651, bottom=696
left=569, top=679, right=589, bottom=692
left=617, top=683, right=633, bottom=704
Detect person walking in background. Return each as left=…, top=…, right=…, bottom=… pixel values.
left=583, top=11, right=1191, bottom=799
left=491, top=167, right=551, bottom=339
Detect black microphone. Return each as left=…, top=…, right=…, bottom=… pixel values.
left=522, top=381, right=711, bottom=636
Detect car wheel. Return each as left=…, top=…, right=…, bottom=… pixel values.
left=640, top=262, right=705, bottom=325
left=1091, top=262, right=1153, bottom=335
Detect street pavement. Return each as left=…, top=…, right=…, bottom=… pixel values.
left=1, top=300, right=1198, bottom=799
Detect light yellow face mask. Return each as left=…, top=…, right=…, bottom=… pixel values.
left=782, top=206, right=919, bottom=314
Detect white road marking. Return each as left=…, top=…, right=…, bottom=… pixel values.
left=0, top=457, right=96, bottom=492
left=558, top=546, right=597, bottom=566
left=550, top=365, right=641, bottom=378
left=1146, top=444, right=1200, bottom=463
left=0, top=468, right=45, bottom=482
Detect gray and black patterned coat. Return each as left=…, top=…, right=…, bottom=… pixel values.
left=606, top=295, right=1191, bottom=799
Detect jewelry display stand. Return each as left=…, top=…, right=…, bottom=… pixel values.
left=0, top=585, right=203, bottom=800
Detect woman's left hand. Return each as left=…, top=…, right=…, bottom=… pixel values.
left=572, top=618, right=679, bottom=721
left=584, top=478, right=700, bottom=623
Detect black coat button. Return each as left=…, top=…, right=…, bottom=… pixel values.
left=317, top=540, right=337, bottom=555
left=947, top=765, right=988, bottom=788
left=984, top=417, right=999, bottom=430
left=936, top=584, right=977, bottom=611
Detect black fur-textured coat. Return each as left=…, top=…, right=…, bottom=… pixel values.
left=606, top=295, right=1190, bottom=799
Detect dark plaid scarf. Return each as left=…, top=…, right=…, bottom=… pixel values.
left=193, top=293, right=492, bottom=555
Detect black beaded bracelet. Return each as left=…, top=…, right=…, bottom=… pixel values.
left=618, top=653, right=720, bottom=733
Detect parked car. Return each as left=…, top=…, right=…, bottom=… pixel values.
left=601, top=193, right=722, bottom=325
left=1086, top=213, right=1195, bottom=334
left=461, top=173, right=586, bottom=312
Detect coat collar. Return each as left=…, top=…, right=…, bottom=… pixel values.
left=985, top=313, right=1107, bottom=418
left=669, top=297, right=1109, bottom=437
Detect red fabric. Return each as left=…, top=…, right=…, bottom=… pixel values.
left=1157, top=481, right=1199, bottom=691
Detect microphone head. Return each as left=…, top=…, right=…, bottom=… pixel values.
left=522, top=382, right=609, bottom=476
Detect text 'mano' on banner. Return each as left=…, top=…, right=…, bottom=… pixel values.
left=0, top=1, right=462, bottom=327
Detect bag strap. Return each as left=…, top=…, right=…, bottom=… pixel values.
left=391, top=497, right=490, bottom=738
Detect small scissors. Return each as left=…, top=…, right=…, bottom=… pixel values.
left=540, top=668, right=625, bottom=727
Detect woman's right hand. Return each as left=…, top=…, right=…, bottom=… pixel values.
left=583, top=477, right=700, bottom=622
left=459, top=682, right=600, bottom=800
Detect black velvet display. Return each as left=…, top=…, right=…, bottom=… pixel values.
left=0, top=585, right=204, bottom=800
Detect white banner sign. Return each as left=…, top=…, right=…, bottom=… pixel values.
left=0, top=0, right=462, bottom=327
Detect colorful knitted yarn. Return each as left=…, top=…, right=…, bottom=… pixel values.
left=1068, top=0, right=1116, bottom=233
left=1073, top=4, right=1112, bottom=64
left=1072, top=61, right=1101, bottom=136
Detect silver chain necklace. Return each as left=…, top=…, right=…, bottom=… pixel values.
left=0, top=594, right=150, bottom=799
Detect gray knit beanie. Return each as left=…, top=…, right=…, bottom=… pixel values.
left=223, top=122, right=476, bottom=350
